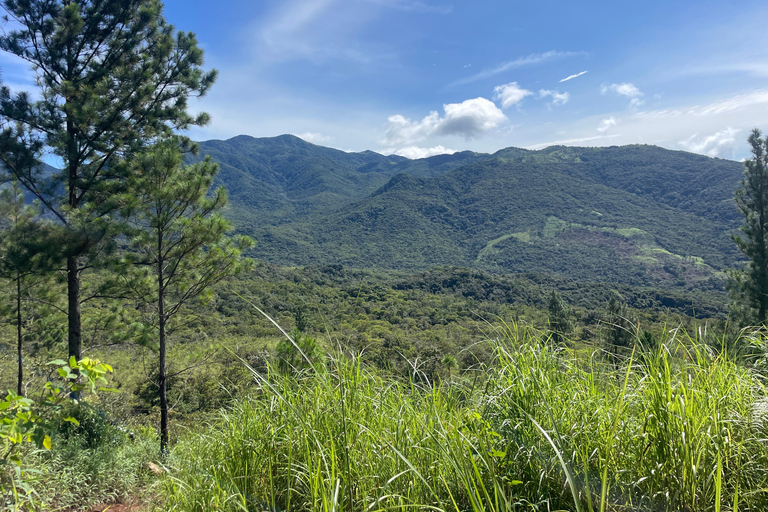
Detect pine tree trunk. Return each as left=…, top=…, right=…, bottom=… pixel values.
left=158, top=247, right=168, bottom=456
left=67, top=255, right=82, bottom=362
left=16, top=273, right=23, bottom=396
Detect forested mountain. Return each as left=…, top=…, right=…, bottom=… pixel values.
left=194, top=134, right=744, bottom=290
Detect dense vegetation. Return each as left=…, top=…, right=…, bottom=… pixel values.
left=0, top=1, right=765, bottom=511
left=193, top=135, right=744, bottom=290
left=163, top=327, right=768, bottom=512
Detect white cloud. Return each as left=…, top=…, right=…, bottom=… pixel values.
left=560, top=70, right=588, bottom=82
left=601, top=83, right=644, bottom=98
left=383, top=111, right=441, bottom=147
left=294, top=132, right=333, bottom=144
left=451, top=51, right=584, bottom=86
left=382, top=97, right=507, bottom=149
left=597, top=117, right=618, bottom=133
left=439, top=98, right=508, bottom=137
left=601, top=83, right=645, bottom=108
left=527, top=134, right=621, bottom=150
left=394, top=145, right=457, bottom=159
left=493, top=82, right=533, bottom=109
left=539, top=89, right=569, bottom=107
left=679, top=128, right=740, bottom=158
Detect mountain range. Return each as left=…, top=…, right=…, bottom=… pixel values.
left=190, top=134, right=745, bottom=292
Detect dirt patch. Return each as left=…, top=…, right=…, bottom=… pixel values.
left=87, top=504, right=144, bottom=512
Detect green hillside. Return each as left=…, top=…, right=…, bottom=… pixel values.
left=195, top=136, right=744, bottom=290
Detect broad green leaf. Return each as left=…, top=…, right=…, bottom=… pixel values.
left=63, top=416, right=80, bottom=426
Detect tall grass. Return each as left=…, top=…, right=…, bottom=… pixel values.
left=160, top=322, right=768, bottom=512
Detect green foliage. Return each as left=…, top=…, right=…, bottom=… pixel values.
left=0, top=357, right=113, bottom=510
left=603, top=296, right=636, bottom=362
left=730, top=128, right=768, bottom=324
left=122, top=137, right=253, bottom=455
left=0, top=0, right=217, bottom=362
left=161, top=327, right=768, bottom=512
left=199, top=137, right=742, bottom=292
left=275, top=328, right=325, bottom=374
left=547, top=290, right=572, bottom=345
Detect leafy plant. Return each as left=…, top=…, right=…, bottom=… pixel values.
left=0, top=357, right=113, bottom=510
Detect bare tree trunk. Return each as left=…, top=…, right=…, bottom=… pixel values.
left=16, top=273, right=23, bottom=396
left=67, top=255, right=82, bottom=362
left=158, top=245, right=169, bottom=456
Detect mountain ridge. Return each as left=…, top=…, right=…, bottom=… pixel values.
left=190, top=134, right=744, bottom=291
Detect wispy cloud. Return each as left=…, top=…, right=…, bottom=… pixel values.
left=258, top=0, right=387, bottom=63
left=601, top=82, right=644, bottom=108
left=597, top=117, right=618, bottom=133
left=560, top=70, right=588, bottom=82
left=601, top=83, right=643, bottom=98
left=539, top=89, right=569, bottom=107
left=294, top=132, right=334, bottom=144
left=382, top=97, right=506, bottom=149
left=450, top=51, right=584, bottom=87
left=493, top=82, right=533, bottom=109
left=364, top=0, right=453, bottom=14
left=527, top=134, right=621, bottom=150
left=393, top=145, right=457, bottom=158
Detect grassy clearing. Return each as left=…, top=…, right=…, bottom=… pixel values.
left=159, top=323, right=768, bottom=512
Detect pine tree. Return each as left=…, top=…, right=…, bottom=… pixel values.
left=547, top=290, right=572, bottom=345
left=0, top=0, right=216, bottom=363
left=124, top=139, right=253, bottom=455
left=0, top=183, right=59, bottom=395
left=731, top=129, right=768, bottom=324
left=604, top=296, right=635, bottom=364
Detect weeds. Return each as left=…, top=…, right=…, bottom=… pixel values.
left=161, top=322, right=768, bottom=512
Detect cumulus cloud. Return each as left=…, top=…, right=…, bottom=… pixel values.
left=493, top=82, right=533, bottom=109
left=679, top=128, right=740, bottom=158
left=597, top=117, right=618, bottom=133
left=394, top=145, right=457, bottom=159
left=383, top=97, right=507, bottom=148
left=560, top=70, right=588, bottom=82
left=439, top=98, right=508, bottom=136
left=539, top=89, right=569, bottom=107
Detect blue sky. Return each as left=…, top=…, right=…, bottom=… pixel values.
left=7, top=0, right=768, bottom=159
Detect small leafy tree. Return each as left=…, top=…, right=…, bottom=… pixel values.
left=730, top=129, right=768, bottom=324
left=547, top=290, right=572, bottom=345
left=124, top=138, right=253, bottom=455
left=1, top=357, right=113, bottom=510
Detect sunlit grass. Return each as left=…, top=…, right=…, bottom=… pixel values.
left=160, top=321, right=768, bottom=512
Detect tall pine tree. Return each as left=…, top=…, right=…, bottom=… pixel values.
left=0, top=183, right=61, bottom=395
left=0, top=0, right=216, bottom=362
left=124, top=138, right=253, bottom=455
left=731, top=129, right=768, bottom=324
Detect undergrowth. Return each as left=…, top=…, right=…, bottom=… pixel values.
left=159, top=322, right=768, bottom=511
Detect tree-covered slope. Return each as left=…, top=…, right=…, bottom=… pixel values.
left=189, top=135, right=483, bottom=230
left=195, top=136, right=744, bottom=289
